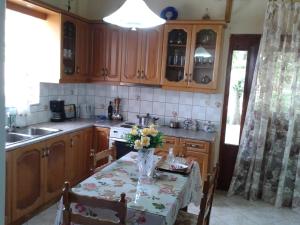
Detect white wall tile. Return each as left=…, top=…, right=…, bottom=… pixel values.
left=192, top=106, right=206, bottom=120
left=118, top=86, right=129, bottom=99
left=153, top=88, right=166, bottom=102
left=77, top=96, right=87, bottom=104
left=128, top=99, right=140, bottom=113
left=40, top=83, right=49, bottom=97
left=107, top=85, right=118, bottom=98
left=179, top=92, right=193, bottom=105
left=129, top=87, right=141, bottom=100
left=95, top=84, right=107, bottom=97
left=120, top=99, right=129, bottom=112
left=77, top=84, right=86, bottom=95
left=152, top=102, right=165, bottom=116
left=179, top=104, right=192, bottom=118
left=165, top=103, right=179, bottom=117
left=86, top=84, right=95, bottom=96
left=140, top=100, right=153, bottom=114
left=95, top=96, right=106, bottom=109
left=192, top=93, right=210, bottom=106
left=128, top=112, right=139, bottom=123
left=166, top=90, right=179, bottom=103
left=140, top=87, right=154, bottom=101
left=48, top=83, right=59, bottom=96
left=206, top=107, right=222, bottom=122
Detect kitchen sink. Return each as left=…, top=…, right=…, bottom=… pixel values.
left=16, top=127, right=61, bottom=136
left=5, top=127, right=61, bottom=146
left=6, top=133, right=33, bottom=145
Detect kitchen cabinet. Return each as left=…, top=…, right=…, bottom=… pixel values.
left=155, top=136, right=180, bottom=157
left=90, top=24, right=123, bottom=82
left=161, top=21, right=225, bottom=92
left=9, top=128, right=93, bottom=223
left=121, top=27, right=163, bottom=85
left=5, top=152, right=12, bottom=225
left=93, top=127, right=110, bottom=168
left=60, top=14, right=91, bottom=83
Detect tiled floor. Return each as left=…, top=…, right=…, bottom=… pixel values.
left=23, top=191, right=300, bottom=225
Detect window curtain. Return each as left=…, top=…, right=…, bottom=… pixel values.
left=228, top=0, right=300, bottom=210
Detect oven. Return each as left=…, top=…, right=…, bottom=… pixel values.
left=109, top=126, right=136, bottom=159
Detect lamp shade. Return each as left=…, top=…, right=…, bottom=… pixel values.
left=103, top=0, right=166, bottom=30
left=194, top=47, right=212, bottom=58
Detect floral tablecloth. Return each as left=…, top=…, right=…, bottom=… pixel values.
left=56, top=152, right=202, bottom=225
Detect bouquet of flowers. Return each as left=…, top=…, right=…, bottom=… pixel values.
left=126, top=124, right=163, bottom=150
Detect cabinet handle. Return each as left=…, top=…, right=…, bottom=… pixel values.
left=137, top=70, right=141, bottom=78
left=76, top=66, right=80, bottom=74
left=184, top=73, right=188, bottom=82
left=105, top=68, right=109, bottom=77
left=46, top=148, right=50, bottom=157
left=101, top=68, right=105, bottom=76
left=141, top=70, right=146, bottom=79
left=42, top=148, right=46, bottom=158
left=70, top=139, right=74, bottom=147
left=189, top=73, right=192, bottom=83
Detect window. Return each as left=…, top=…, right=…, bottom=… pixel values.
left=5, top=8, right=60, bottom=112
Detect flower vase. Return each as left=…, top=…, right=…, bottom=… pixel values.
left=138, top=148, right=155, bottom=177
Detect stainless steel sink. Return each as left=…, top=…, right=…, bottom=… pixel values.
left=17, top=127, right=61, bottom=136
left=6, top=133, right=33, bottom=145
left=5, top=127, right=61, bottom=146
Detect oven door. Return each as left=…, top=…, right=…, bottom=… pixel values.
left=109, top=138, right=137, bottom=159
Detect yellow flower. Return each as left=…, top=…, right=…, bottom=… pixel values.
left=141, top=128, right=150, bottom=136
left=149, top=127, right=158, bottom=137
left=141, top=136, right=150, bottom=147
left=130, top=129, right=138, bottom=136
left=134, top=140, right=143, bottom=150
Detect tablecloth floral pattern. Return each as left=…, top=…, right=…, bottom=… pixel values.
left=60, top=152, right=202, bottom=225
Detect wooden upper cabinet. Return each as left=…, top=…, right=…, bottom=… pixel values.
left=90, top=24, right=122, bottom=82
left=121, top=30, right=143, bottom=84
left=140, top=27, right=163, bottom=85
left=60, top=14, right=90, bottom=83
left=11, top=142, right=45, bottom=221
left=161, top=21, right=225, bottom=92
left=44, top=136, right=68, bottom=202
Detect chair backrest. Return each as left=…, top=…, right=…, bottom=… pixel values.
left=197, top=163, right=219, bottom=225
left=63, top=181, right=127, bottom=225
left=90, top=143, right=116, bottom=174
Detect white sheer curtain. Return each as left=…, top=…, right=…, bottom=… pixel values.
left=229, top=0, right=300, bottom=210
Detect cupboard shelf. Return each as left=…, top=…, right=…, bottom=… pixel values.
left=168, top=44, right=187, bottom=47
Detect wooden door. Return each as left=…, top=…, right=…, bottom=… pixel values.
left=12, top=142, right=45, bottom=221
left=140, top=27, right=163, bottom=85
left=218, top=35, right=261, bottom=190
left=161, top=25, right=192, bottom=87
left=188, top=25, right=223, bottom=90
left=105, top=26, right=123, bottom=82
left=121, top=30, right=143, bottom=83
left=93, top=127, right=110, bottom=153
left=5, top=152, right=12, bottom=225
left=90, top=24, right=107, bottom=81
left=67, top=130, right=84, bottom=185
left=81, top=128, right=94, bottom=178
left=76, top=19, right=90, bottom=80
left=44, top=136, right=67, bottom=202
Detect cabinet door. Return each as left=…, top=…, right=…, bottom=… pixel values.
left=121, top=30, right=143, bottom=83
left=67, top=130, right=84, bottom=185
left=161, top=25, right=192, bottom=87
left=140, top=27, right=163, bottom=85
left=184, top=150, right=208, bottom=181
left=76, top=20, right=91, bottom=80
left=44, top=136, right=67, bottom=202
left=90, top=24, right=107, bottom=81
left=5, top=152, right=12, bottom=225
left=105, top=26, right=123, bottom=82
left=12, top=142, right=44, bottom=221
left=155, top=136, right=180, bottom=157
left=93, top=127, right=110, bottom=167
left=81, top=128, right=94, bottom=178
left=188, top=25, right=223, bottom=90
left=61, top=15, right=77, bottom=80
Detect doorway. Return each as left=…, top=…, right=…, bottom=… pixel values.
left=218, top=35, right=261, bottom=190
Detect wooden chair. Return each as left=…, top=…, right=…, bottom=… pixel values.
left=174, top=164, right=220, bottom=225
left=63, top=181, right=127, bottom=225
left=90, top=143, right=116, bottom=173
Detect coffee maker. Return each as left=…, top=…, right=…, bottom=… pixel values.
left=50, top=100, right=65, bottom=122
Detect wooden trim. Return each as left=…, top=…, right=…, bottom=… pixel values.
left=166, top=20, right=227, bottom=26
left=6, top=1, right=47, bottom=20
left=225, top=0, right=233, bottom=23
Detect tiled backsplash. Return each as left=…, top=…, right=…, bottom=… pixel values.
left=16, top=82, right=223, bottom=130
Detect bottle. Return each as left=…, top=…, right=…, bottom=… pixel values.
left=168, top=148, right=175, bottom=163
left=108, top=101, right=113, bottom=120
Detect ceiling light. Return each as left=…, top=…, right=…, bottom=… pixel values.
left=103, top=0, right=166, bottom=30
left=194, top=47, right=212, bottom=58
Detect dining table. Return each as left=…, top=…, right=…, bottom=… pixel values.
left=55, top=151, right=202, bottom=225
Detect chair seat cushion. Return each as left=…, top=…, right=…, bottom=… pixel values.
left=174, top=210, right=198, bottom=225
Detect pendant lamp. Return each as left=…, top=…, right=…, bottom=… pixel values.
left=103, top=0, right=166, bottom=30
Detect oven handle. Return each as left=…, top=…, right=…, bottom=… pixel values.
left=109, top=137, right=127, bottom=143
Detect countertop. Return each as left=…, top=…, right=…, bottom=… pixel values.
left=5, top=119, right=216, bottom=151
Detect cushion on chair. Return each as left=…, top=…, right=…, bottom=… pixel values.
left=174, top=210, right=198, bottom=225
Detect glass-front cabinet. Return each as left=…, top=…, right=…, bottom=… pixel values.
left=62, top=20, right=76, bottom=76
left=161, top=22, right=224, bottom=91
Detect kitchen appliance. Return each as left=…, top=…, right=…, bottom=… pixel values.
left=64, top=104, right=76, bottom=120
left=112, top=98, right=123, bottom=121
left=50, top=100, right=65, bottom=122
left=136, top=113, right=159, bottom=127
left=80, top=104, right=94, bottom=119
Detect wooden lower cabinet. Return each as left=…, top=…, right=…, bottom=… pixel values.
left=155, top=136, right=180, bottom=157
left=11, top=142, right=45, bottom=222
left=7, top=127, right=93, bottom=224
left=93, top=127, right=110, bottom=152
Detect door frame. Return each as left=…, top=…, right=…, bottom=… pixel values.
left=218, top=34, right=261, bottom=190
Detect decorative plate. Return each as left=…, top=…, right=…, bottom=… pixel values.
left=160, top=6, right=178, bottom=20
